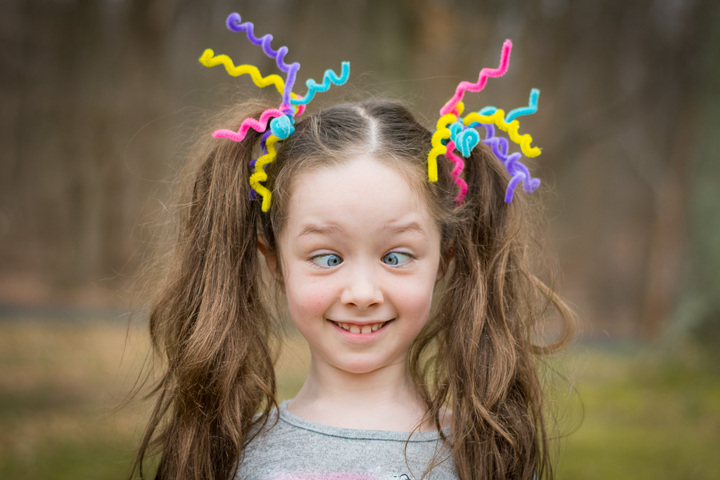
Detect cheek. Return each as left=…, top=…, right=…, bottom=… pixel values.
left=284, top=276, right=334, bottom=322
left=389, top=274, right=436, bottom=319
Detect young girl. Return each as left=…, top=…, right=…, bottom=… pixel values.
left=132, top=14, right=574, bottom=480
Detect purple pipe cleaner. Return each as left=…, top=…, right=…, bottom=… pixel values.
left=481, top=124, right=540, bottom=203
left=226, top=13, right=300, bottom=107
left=259, top=130, right=272, bottom=156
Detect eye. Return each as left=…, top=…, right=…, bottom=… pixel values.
left=381, top=252, right=413, bottom=266
left=311, top=253, right=343, bottom=268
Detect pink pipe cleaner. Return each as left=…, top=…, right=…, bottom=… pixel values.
left=212, top=108, right=284, bottom=142
left=445, top=140, right=469, bottom=205
left=439, top=40, right=513, bottom=117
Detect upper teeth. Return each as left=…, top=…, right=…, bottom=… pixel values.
left=335, top=321, right=387, bottom=334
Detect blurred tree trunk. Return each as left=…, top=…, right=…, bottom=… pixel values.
left=63, top=0, right=104, bottom=283
left=673, top=0, right=720, bottom=345
left=638, top=0, right=713, bottom=338
left=638, top=107, right=691, bottom=338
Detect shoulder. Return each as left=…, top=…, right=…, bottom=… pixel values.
left=235, top=401, right=458, bottom=480
left=240, top=404, right=293, bottom=461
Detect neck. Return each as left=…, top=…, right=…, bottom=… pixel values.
left=288, top=355, right=429, bottom=432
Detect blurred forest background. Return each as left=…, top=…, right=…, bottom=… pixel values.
left=1, top=0, right=719, bottom=479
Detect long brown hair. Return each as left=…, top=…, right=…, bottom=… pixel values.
left=131, top=100, right=574, bottom=479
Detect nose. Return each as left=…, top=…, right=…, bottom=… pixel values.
left=340, top=264, right=383, bottom=309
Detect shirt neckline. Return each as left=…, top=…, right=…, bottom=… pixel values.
left=277, top=400, right=449, bottom=443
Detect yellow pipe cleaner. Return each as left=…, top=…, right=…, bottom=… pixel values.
left=199, top=49, right=287, bottom=93
left=249, top=134, right=281, bottom=212
left=427, top=102, right=465, bottom=182
left=199, top=49, right=304, bottom=117
left=463, top=109, right=541, bottom=158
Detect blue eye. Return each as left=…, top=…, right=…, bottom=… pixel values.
left=382, top=252, right=412, bottom=266
left=312, top=253, right=343, bottom=268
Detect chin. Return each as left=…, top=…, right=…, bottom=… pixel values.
left=329, top=354, right=401, bottom=376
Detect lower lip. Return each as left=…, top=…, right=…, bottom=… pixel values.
left=328, top=320, right=392, bottom=343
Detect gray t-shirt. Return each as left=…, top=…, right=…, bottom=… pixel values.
left=236, top=400, right=458, bottom=480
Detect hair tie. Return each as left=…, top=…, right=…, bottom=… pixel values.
left=200, top=13, right=351, bottom=212
left=429, top=40, right=542, bottom=204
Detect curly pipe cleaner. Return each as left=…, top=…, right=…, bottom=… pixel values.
left=452, top=127, right=480, bottom=158
left=199, top=49, right=286, bottom=93
left=249, top=134, right=281, bottom=211
left=427, top=113, right=458, bottom=182
left=481, top=88, right=540, bottom=123
left=444, top=141, right=469, bottom=205
left=212, top=108, right=285, bottom=142
left=248, top=130, right=268, bottom=200
left=291, top=62, right=351, bottom=105
left=269, top=114, right=294, bottom=139
left=226, top=13, right=300, bottom=107
left=259, top=130, right=272, bottom=156
left=249, top=181, right=272, bottom=212
left=249, top=131, right=273, bottom=200
left=506, top=88, right=539, bottom=122
left=505, top=152, right=540, bottom=202
left=464, top=109, right=541, bottom=158
left=440, top=40, right=512, bottom=117
left=481, top=124, right=540, bottom=202
left=199, top=50, right=307, bottom=117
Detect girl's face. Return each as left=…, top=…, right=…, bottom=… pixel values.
left=275, top=156, right=442, bottom=376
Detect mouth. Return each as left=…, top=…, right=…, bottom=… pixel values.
left=329, top=319, right=391, bottom=334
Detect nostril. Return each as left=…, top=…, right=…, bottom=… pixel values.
left=341, top=284, right=383, bottom=308
left=340, top=266, right=384, bottom=308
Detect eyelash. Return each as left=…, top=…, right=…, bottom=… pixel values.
left=310, top=253, right=343, bottom=268
left=309, top=251, right=414, bottom=269
left=381, top=251, right=413, bottom=266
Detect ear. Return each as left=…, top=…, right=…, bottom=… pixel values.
left=257, top=235, right=282, bottom=284
left=436, top=261, right=446, bottom=281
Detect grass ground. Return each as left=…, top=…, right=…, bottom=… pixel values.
left=0, top=319, right=718, bottom=479
left=555, top=344, right=720, bottom=479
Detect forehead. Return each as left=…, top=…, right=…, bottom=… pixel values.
left=282, top=156, right=438, bottom=238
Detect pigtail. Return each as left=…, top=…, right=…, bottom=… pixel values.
left=414, top=141, right=574, bottom=480
left=131, top=105, right=279, bottom=480
left=448, top=146, right=537, bottom=479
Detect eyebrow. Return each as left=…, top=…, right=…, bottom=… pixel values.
left=386, top=221, right=427, bottom=236
left=297, top=221, right=427, bottom=238
left=297, top=223, right=343, bottom=237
